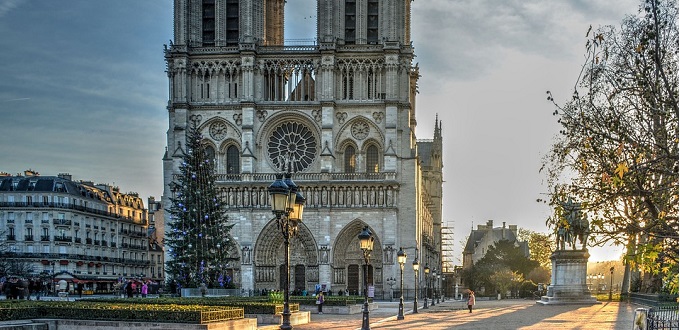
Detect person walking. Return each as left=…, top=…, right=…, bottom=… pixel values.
left=467, top=290, right=476, bottom=313
left=316, top=291, right=325, bottom=314
left=141, top=282, right=148, bottom=298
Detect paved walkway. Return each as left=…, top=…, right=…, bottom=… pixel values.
left=292, top=299, right=640, bottom=330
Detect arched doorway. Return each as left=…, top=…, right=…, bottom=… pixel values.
left=253, top=219, right=318, bottom=292
left=331, top=220, right=383, bottom=296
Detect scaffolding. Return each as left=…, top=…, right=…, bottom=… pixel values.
left=441, top=225, right=455, bottom=273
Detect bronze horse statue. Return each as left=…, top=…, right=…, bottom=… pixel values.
left=555, top=198, right=590, bottom=250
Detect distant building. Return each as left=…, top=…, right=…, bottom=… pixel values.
left=462, top=220, right=528, bottom=269
left=0, top=171, right=151, bottom=293
left=147, top=196, right=165, bottom=284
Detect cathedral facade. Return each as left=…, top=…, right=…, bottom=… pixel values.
left=162, top=0, right=443, bottom=297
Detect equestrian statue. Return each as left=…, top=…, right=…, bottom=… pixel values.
left=555, top=198, right=590, bottom=250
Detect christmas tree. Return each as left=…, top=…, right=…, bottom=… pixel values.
left=165, top=122, right=236, bottom=289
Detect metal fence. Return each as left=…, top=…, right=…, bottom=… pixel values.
left=647, top=306, right=679, bottom=330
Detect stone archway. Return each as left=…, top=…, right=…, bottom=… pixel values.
left=331, top=220, right=383, bottom=295
left=253, top=219, right=318, bottom=292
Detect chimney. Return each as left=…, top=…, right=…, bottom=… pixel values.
left=487, top=220, right=493, bottom=229
left=502, top=222, right=506, bottom=239
left=509, top=225, right=518, bottom=238
left=57, top=173, right=72, bottom=181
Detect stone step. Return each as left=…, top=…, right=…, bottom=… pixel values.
left=0, top=321, right=48, bottom=330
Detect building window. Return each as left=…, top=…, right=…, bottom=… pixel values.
left=204, top=145, right=216, bottom=164
left=25, top=195, right=32, bottom=204
left=345, top=0, right=356, bottom=44
left=345, top=145, right=356, bottom=173
left=225, top=0, right=239, bottom=46
left=226, top=145, right=240, bottom=174
left=202, top=0, right=215, bottom=46
left=367, top=0, right=379, bottom=44
left=268, top=122, right=317, bottom=172
left=366, top=145, right=379, bottom=173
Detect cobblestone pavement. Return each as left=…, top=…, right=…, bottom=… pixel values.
left=291, top=299, right=640, bottom=330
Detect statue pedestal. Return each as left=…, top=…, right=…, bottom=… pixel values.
left=537, top=250, right=599, bottom=305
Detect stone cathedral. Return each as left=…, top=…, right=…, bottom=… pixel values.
left=162, top=0, right=443, bottom=297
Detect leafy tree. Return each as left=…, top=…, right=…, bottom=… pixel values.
left=543, top=0, right=678, bottom=293
left=0, top=231, right=35, bottom=278
left=473, top=240, right=540, bottom=294
left=165, top=122, right=236, bottom=289
left=518, top=228, right=555, bottom=269
left=489, top=268, right=524, bottom=298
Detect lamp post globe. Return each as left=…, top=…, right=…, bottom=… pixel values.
left=358, top=226, right=374, bottom=330
left=412, top=257, right=419, bottom=314
left=396, top=247, right=406, bottom=320
left=423, top=265, right=429, bottom=309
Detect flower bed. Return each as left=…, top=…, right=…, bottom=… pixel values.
left=84, top=296, right=298, bottom=314
left=0, top=300, right=243, bottom=324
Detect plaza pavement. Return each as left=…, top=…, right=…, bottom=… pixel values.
left=289, top=298, right=641, bottom=330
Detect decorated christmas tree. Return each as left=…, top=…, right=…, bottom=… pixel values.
left=165, top=122, right=235, bottom=289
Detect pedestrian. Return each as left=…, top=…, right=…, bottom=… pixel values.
left=467, top=290, right=475, bottom=313
left=141, top=282, right=148, bottom=298
left=126, top=280, right=134, bottom=298
left=316, top=291, right=325, bottom=314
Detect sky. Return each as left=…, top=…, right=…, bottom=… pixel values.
left=0, top=0, right=642, bottom=263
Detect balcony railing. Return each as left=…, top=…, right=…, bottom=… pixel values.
left=0, top=202, right=145, bottom=224
left=85, top=238, right=93, bottom=244
left=24, top=235, right=33, bottom=241
left=53, top=219, right=72, bottom=226
left=40, top=235, right=50, bottom=241
left=54, top=236, right=72, bottom=242
left=74, top=237, right=81, bottom=243
left=6, top=235, right=16, bottom=241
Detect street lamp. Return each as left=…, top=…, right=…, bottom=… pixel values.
left=412, top=257, right=419, bottom=314
left=609, top=267, right=614, bottom=301
left=597, top=273, right=604, bottom=294
left=423, top=264, right=429, bottom=309
left=268, top=172, right=306, bottom=330
left=358, top=226, right=374, bottom=330
left=431, top=269, right=436, bottom=306
left=436, top=273, right=441, bottom=304
left=396, top=247, right=406, bottom=320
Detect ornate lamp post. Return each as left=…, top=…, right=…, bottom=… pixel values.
left=423, top=264, right=429, bottom=309
left=436, top=273, right=441, bottom=304
left=412, top=257, right=419, bottom=314
left=268, top=172, right=305, bottom=330
left=396, top=247, right=406, bottom=320
left=608, top=267, right=614, bottom=301
left=358, top=226, right=375, bottom=330
left=430, top=269, right=436, bottom=306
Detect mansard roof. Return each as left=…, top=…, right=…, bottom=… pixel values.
left=0, top=174, right=143, bottom=206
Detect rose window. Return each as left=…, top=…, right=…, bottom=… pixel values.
left=351, top=120, right=370, bottom=140
left=268, top=121, right=317, bottom=172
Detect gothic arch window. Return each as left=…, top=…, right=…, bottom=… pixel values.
left=345, top=0, right=356, bottom=44
left=367, top=0, right=379, bottom=44
left=226, top=145, right=240, bottom=174
left=203, top=144, right=216, bottom=164
left=225, top=0, right=239, bottom=46
left=344, top=145, right=356, bottom=173
left=365, top=144, right=379, bottom=173
left=202, top=0, right=216, bottom=46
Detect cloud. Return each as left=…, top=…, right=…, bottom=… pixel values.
left=0, top=0, right=25, bottom=17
